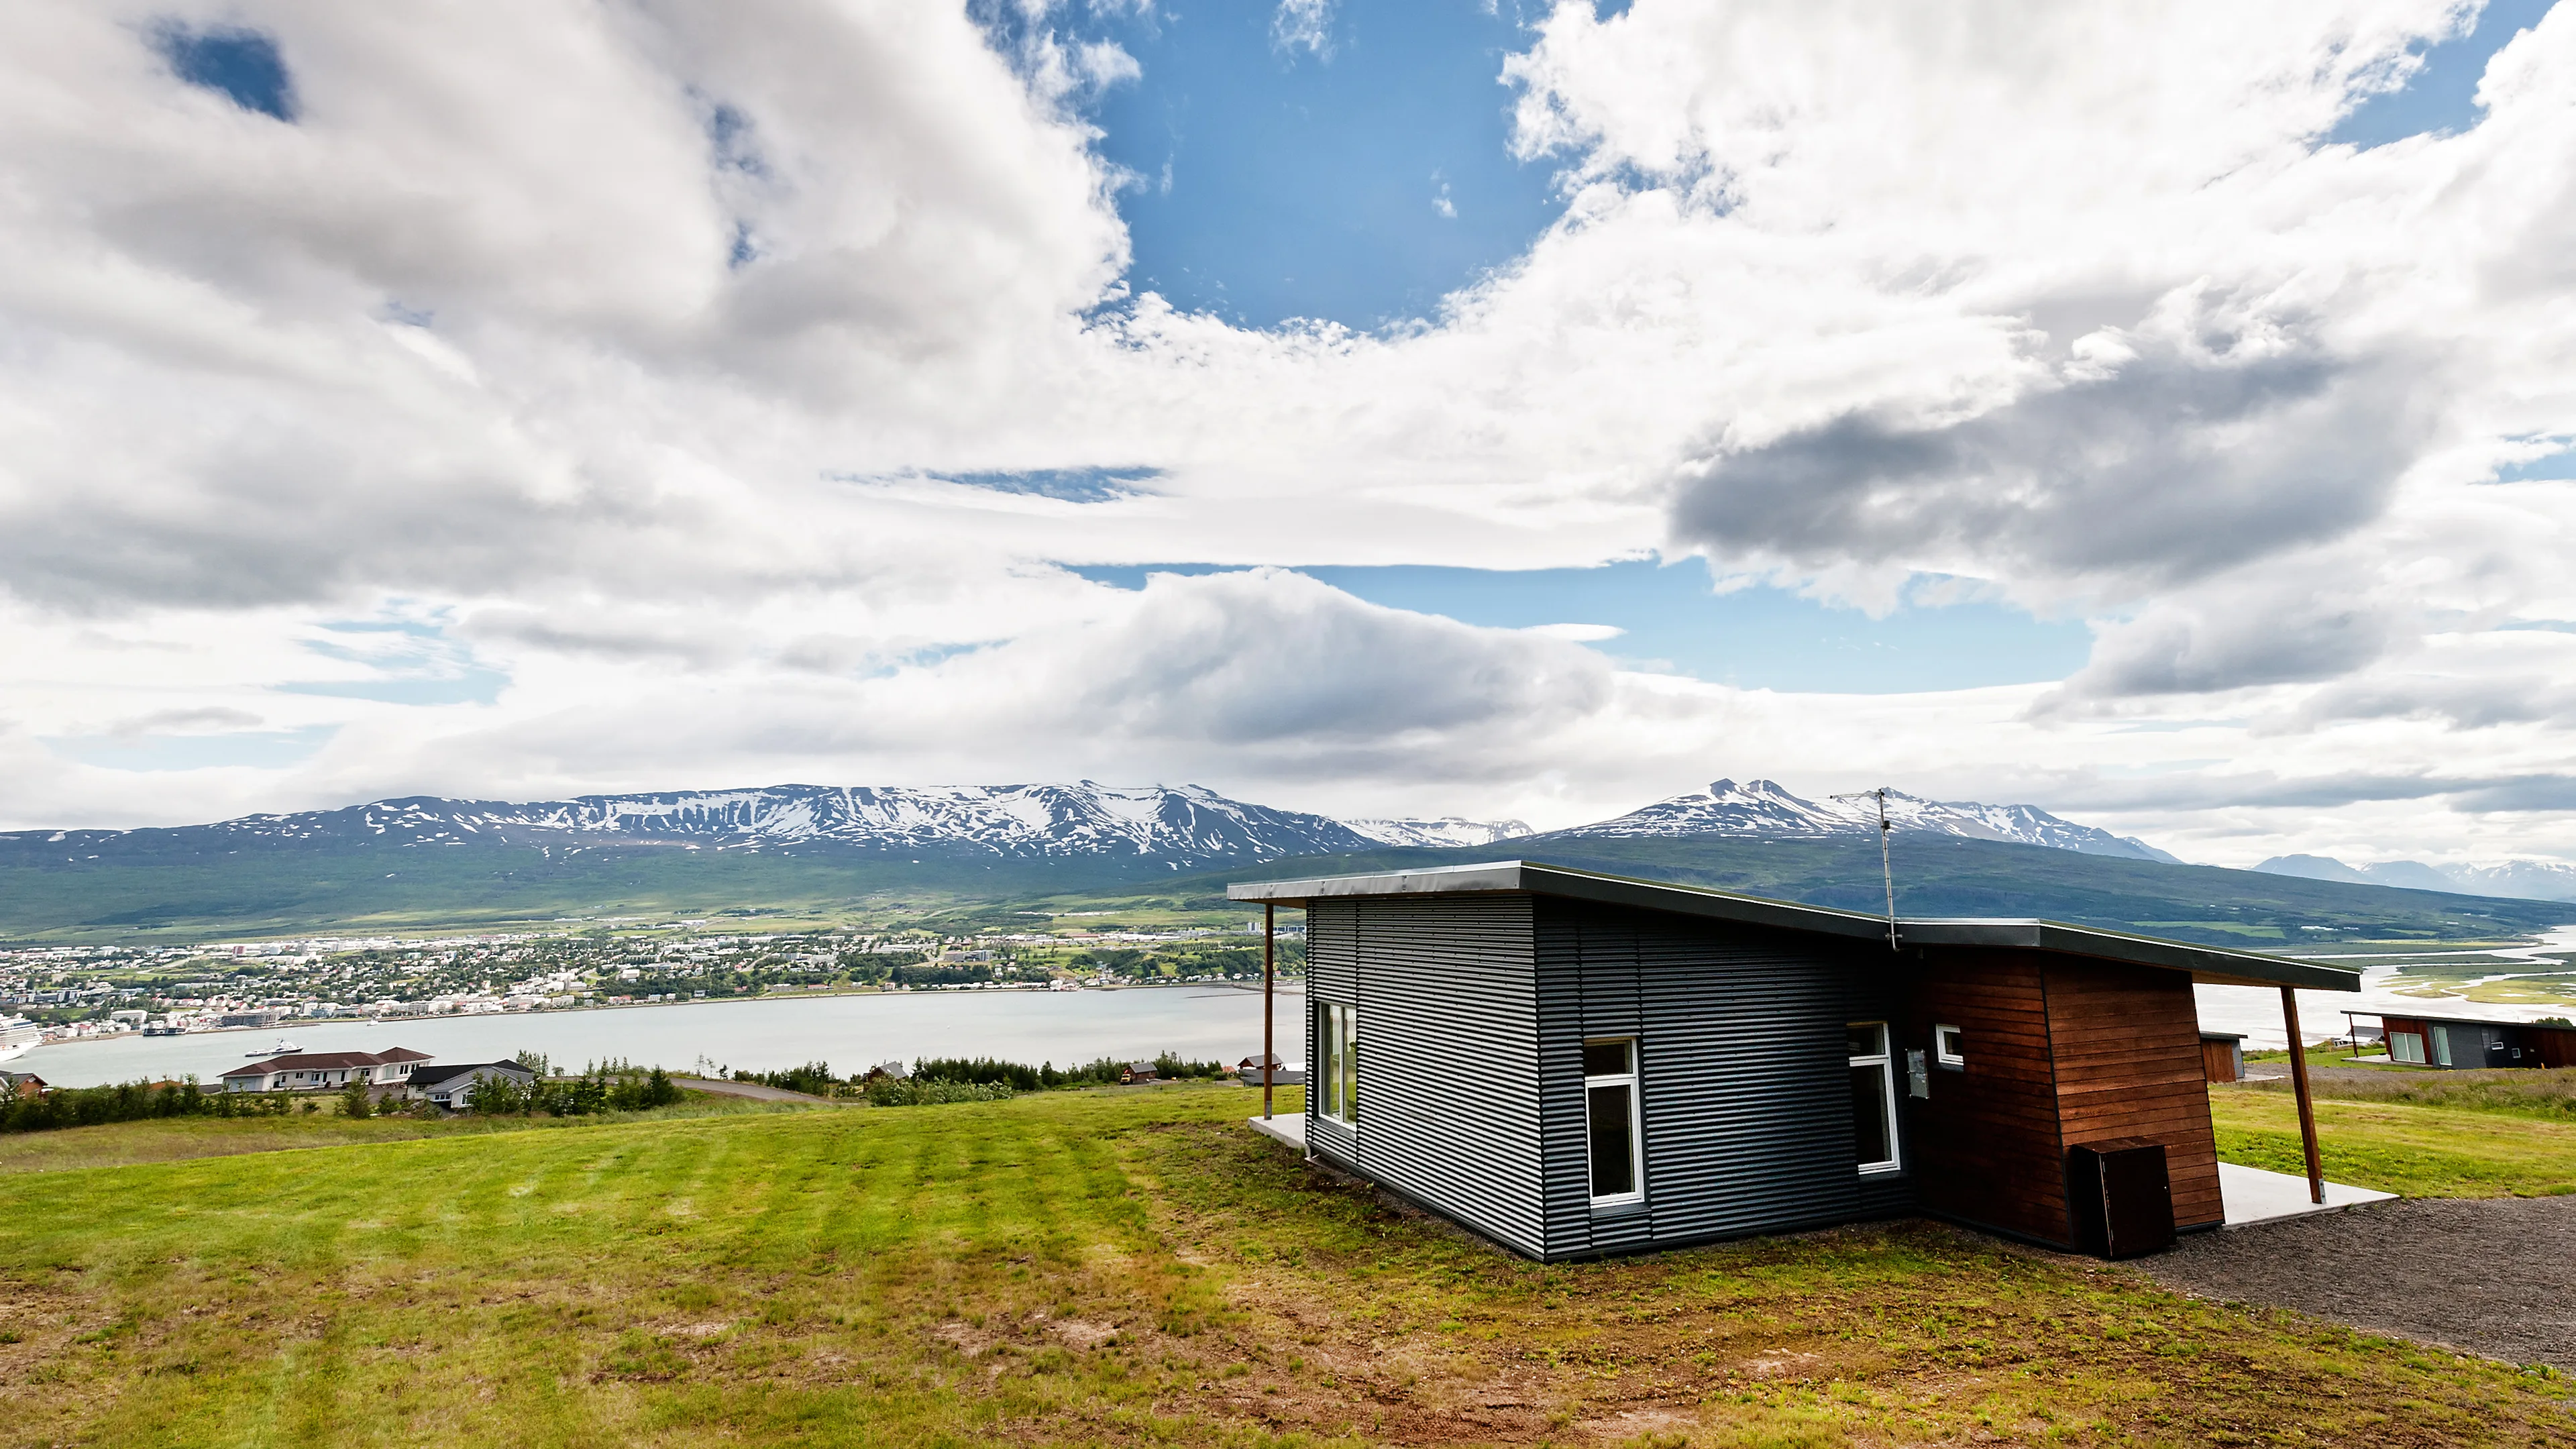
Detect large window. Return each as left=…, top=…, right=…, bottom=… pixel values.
left=1847, top=1022, right=1902, bottom=1175
left=1316, top=1002, right=1358, bottom=1124
left=1584, top=1038, right=1644, bottom=1205
left=2390, top=1030, right=2426, bottom=1065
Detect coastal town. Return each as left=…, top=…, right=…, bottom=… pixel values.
left=0, top=917, right=1303, bottom=1046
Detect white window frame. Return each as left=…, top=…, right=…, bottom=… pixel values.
left=1316, top=1001, right=1358, bottom=1126
left=1849, top=1022, right=1902, bottom=1177
left=1582, top=1036, right=1645, bottom=1208
left=1932, top=1024, right=1966, bottom=1069
left=2390, top=1030, right=2426, bottom=1065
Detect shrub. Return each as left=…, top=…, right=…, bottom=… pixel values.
left=865, top=1078, right=1014, bottom=1107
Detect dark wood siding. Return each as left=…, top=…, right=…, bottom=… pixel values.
left=1903, top=951, right=2070, bottom=1246
left=2044, top=959, right=2224, bottom=1232
left=2200, top=1038, right=2241, bottom=1083
left=2532, top=1026, right=2576, bottom=1069
left=1537, top=900, right=1907, bottom=1258
left=1344, top=895, right=1546, bottom=1257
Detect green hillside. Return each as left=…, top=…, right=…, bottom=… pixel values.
left=2, top=824, right=2563, bottom=949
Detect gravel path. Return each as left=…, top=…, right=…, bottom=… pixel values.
left=677, top=1076, right=845, bottom=1104
left=2139, top=1196, right=2576, bottom=1368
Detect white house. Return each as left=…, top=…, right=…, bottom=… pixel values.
left=220, top=1048, right=430, bottom=1093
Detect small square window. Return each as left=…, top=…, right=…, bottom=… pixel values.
left=1933, top=1025, right=1965, bottom=1069
left=1582, top=1040, right=1633, bottom=1077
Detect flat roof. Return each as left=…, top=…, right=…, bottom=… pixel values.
left=1228, top=859, right=2362, bottom=992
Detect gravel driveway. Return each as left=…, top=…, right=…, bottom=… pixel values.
left=2138, top=1196, right=2576, bottom=1369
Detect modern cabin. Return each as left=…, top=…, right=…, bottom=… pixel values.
left=2199, top=1032, right=2247, bottom=1083
left=2359, top=1012, right=2576, bottom=1069
left=1230, top=861, right=2359, bottom=1261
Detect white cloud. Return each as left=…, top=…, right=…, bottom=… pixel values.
left=5, top=1, right=2576, bottom=873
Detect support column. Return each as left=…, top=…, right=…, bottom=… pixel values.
left=1263, top=902, right=1275, bottom=1120
left=2282, top=985, right=2324, bottom=1204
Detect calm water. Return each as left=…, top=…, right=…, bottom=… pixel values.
left=16, top=983, right=1311, bottom=1089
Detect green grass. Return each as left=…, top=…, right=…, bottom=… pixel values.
left=0, top=1090, right=807, bottom=1176
left=2212, top=1087, right=2576, bottom=1197
left=0, top=1083, right=2568, bottom=1445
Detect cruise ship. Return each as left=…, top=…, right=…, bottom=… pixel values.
left=0, top=1016, right=43, bottom=1065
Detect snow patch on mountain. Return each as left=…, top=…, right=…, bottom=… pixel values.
left=2257, top=854, right=2576, bottom=903
left=1343, top=816, right=1533, bottom=849
left=1548, top=779, right=2181, bottom=863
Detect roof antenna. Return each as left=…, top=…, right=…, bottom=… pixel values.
left=1832, top=787, right=1899, bottom=951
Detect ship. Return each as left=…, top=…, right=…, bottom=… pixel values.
left=0, top=1016, right=42, bottom=1064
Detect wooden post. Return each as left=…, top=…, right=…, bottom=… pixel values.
left=1262, top=902, right=1275, bottom=1120
left=2282, top=985, right=2324, bottom=1204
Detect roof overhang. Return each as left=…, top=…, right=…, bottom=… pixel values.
left=1228, top=859, right=2361, bottom=993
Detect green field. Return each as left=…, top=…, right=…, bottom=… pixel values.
left=2212, top=1086, right=2576, bottom=1197
left=0, top=1085, right=2569, bottom=1446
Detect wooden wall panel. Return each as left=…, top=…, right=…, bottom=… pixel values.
left=1902, top=951, right=2070, bottom=1246
left=2043, top=961, right=2224, bottom=1231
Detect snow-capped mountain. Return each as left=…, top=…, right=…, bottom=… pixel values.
left=9, top=783, right=1383, bottom=866
left=2257, top=854, right=2576, bottom=903
left=1546, top=779, right=2182, bottom=863
left=1343, top=816, right=1533, bottom=849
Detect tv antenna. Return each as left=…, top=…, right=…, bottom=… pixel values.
left=1832, top=787, right=1899, bottom=951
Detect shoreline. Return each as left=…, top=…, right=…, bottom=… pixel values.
left=28, top=977, right=1312, bottom=1055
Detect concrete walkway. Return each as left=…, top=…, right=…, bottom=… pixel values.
left=1248, top=1114, right=1307, bottom=1152
left=2218, top=1161, right=2396, bottom=1227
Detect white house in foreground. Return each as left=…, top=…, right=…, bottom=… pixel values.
left=221, top=1049, right=430, bottom=1093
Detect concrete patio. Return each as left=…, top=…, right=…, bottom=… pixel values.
left=2218, top=1161, right=2396, bottom=1228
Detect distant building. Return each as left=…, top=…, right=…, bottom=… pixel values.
left=410, top=1061, right=537, bottom=1110
left=2200, top=1033, right=2246, bottom=1083
left=221, top=1049, right=430, bottom=1093
left=1120, top=1061, right=1159, bottom=1085
left=0, top=1071, right=46, bottom=1099
left=2355, top=1012, right=2576, bottom=1069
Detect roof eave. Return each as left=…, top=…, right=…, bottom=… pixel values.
left=1227, top=859, right=2363, bottom=992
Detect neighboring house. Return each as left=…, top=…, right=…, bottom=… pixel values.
left=2199, top=1033, right=2246, bottom=1083
left=0, top=1071, right=45, bottom=1099
left=2359, top=1012, right=2576, bottom=1069
left=1228, top=860, right=2360, bottom=1263
left=862, top=1061, right=909, bottom=1083
left=1120, top=1061, right=1159, bottom=1085
left=411, top=1061, right=539, bottom=1110
left=221, top=1049, right=431, bottom=1093
left=1236, top=1054, right=1303, bottom=1086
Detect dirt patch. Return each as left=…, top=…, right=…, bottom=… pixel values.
left=2139, top=1195, right=2576, bottom=1368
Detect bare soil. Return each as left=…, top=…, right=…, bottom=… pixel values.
left=2140, top=1195, right=2576, bottom=1369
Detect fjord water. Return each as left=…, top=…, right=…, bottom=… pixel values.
left=15, top=983, right=1310, bottom=1089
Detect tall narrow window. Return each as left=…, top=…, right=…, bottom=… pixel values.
left=1847, top=1022, right=1901, bottom=1175
left=1583, top=1038, right=1644, bottom=1205
left=1315, top=1002, right=1358, bottom=1124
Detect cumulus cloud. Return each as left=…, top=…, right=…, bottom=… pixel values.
left=7, top=0, right=2576, bottom=873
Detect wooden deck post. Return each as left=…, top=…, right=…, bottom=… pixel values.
left=1263, top=902, right=1275, bottom=1120
left=2282, top=985, right=2324, bottom=1204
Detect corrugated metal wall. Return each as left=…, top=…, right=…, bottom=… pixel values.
left=1305, top=891, right=1913, bottom=1261
left=1538, top=899, right=1911, bottom=1258
left=1304, top=898, right=1360, bottom=1166
left=1340, top=894, right=1547, bottom=1256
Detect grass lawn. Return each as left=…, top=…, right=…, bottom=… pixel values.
left=0, top=1091, right=807, bottom=1176
left=0, top=1084, right=2568, bottom=1447
left=2211, top=1086, right=2576, bottom=1198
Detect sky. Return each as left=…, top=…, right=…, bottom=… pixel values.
left=5, top=1, right=2576, bottom=871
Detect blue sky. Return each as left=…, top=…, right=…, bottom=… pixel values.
left=2330, top=0, right=2559, bottom=147
left=987, top=1, right=1562, bottom=330
left=1080, top=561, right=2092, bottom=693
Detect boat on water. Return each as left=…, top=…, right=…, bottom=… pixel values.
left=248, top=1039, right=301, bottom=1057
left=0, top=1016, right=40, bottom=1065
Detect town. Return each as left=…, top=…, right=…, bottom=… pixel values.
left=0, top=916, right=1306, bottom=1045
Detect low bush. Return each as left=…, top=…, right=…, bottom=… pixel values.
left=864, top=1078, right=1014, bottom=1107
